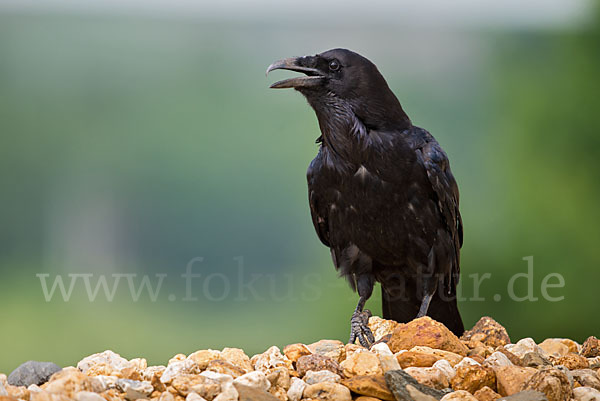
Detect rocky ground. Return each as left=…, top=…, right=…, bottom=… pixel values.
left=1, top=316, right=600, bottom=401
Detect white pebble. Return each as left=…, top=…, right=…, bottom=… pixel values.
left=433, top=359, right=456, bottom=381
left=186, top=392, right=208, bottom=401
left=75, top=391, right=106, bottom=401
left=484, top=351, right=513, bottom=368
left=303, top=370, right=341, bottom=384
left=287, top=377, right=307, bottom=401
left=370, top=343, right=393, bottom=356
left=200, top=371, right=234, bottom=384
left=573, top=387, right=600, bottom=401
left=233, top=371, right=270, bottom=391
left=455, top=357, right=481, bottom=369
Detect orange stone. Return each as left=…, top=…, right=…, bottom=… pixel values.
left=388, top=317, right=469, bottom=356
left=396, top=351, right=440, bottom=368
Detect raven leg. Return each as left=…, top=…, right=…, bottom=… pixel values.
left=348, top=275, right=375, bottom=347
left=416, top=292, right=434, bottom=317
left=416, top=266, right=436, bottom=318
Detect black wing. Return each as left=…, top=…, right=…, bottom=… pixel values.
left=411, top=128, right=463, bottom=281
left=308, top=179, right=331, bottom=248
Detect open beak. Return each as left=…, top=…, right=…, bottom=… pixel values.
left=266, top=57, right=325, bottom=89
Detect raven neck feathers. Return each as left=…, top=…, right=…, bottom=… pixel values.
left=304, top=91, right=410, bottom=165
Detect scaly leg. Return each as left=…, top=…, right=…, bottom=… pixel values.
left=416, top=292, right=433, bottom=317
left=348, top=295, right=375, bottom=347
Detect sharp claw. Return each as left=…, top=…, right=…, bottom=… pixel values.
left=358, top=333, right=370, bottom=347
left=349, top=310, right=375, bottom=347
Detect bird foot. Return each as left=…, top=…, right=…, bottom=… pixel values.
left=348, top=308, right=375, bottom=348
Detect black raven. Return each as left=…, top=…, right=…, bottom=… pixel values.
left=267, top=49, right=464, bottom=345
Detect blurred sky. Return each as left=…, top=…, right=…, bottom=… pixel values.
left=0, top=0, right=591, bottom=28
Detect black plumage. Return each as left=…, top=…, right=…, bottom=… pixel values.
left=267, top=49, right=464, bottom=344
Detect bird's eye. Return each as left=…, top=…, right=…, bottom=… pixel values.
left=329, top=60, right=340, bottom=72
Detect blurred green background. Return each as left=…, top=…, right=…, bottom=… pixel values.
left=1, top=0, right=599, bottom=373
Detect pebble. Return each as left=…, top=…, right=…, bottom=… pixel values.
left=367, top=316, right=400, bottom=342
left=451, top=364, right=496, bottom=394
left=388, top=317, right=469, bottom=356
left=441, top=390, right=479, bottom=401
left=581, top=337, right=600, bottom=358
left=8, top=361, right=62, bottom=387
left=485, top=352, right=514, bottom=368
left=213, top=382, right=238, bottom=401
left=409, top=346, right=465, bottom=366
left=496, top=347, right=523, bottom=366
left=455, top=357, right=482, bottom=369
left=340, top=349, right=383, bottom=377
left=200, top=370, right=235, bottom=386
left=188, top=350, right=221, bottom=371
left=160, top=361, right=187, bottom=384
left=303, top=370, right=341, bottom=384
left=523, top=367, right=573, bottom=401
left=379, top=353, right=402, bottom=373
left=296, top=354, right=341, bottom=377
left=233, top=382, right=280, bottom=401
left=385, top=369, right=447, bottom=400
left=505, top=339, right=543, bottom=360
left=206, top=359, right=246, bottom=378
left=282, top=344, right=312, bottom=364
left=433, top=359, right=457, bottom=381
left=221, top=348, right=253, bottom=373
left=493, top=366, right=537, bottom=396
left=587, top=357, right=600, bottom=369
left=497, top=390, right=549, bottom=401
left=27, top=384, right=42, bottom=393
left=233, top=370, right=270, bottom=391
left=287, top=377, right=307, bottom=401
left=341, top=374, right=394, bottom=401
left=93, top=374, right=118, bottom=391
left=78, top=351, right=130, bottom=376
left=371, top=342, right=394, bottom=356
left=170, top=374, right=220, bottom=399
left=555, top=353, right=590, bottom=370
left=538, top=339, right=570, bottom=358
left=42, top=367, right=99, bottom=396
left=571, top=369, right=600, bottom=390
left=473, top=386, right=502, bottom=401
left=460, top=317, right=511, bottom=348
left=404, top=366, right=450, bottom=389
left=303, top=382, right=352, bottom=401
left=159, top=391, right=175, bottom=401
left=265, top=367, right=290, bottom=391
left=523, top=352, right=551, bottom=368
left=75, top=391, right=106, bottom=401
left=251, top=346, right=292, bottom=372
left=186, top=393, right=208, bottom=401
left=397, top=350, right=441, bottom=368
left=307, top=340, right=345, bottom=363
left=115, top=378, right=154, bottom=400
left=344, top=343, right=367, bottom=359
left=573, top=386, right=600, bottom=401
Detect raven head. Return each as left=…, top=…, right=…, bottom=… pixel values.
left=267, top=48, right=410, bottom=131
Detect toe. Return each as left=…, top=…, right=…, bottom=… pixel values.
left=357, top=332, right=370, bottom=347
